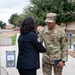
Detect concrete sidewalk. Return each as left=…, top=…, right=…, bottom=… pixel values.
left=62, top=55, right=75, bottom=75
left=37, top=54, right=75, bottom=75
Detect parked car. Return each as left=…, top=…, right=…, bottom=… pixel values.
left=13, top=28, right=20, bottom=31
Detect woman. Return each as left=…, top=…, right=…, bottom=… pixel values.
left=17, top=17, right=46, bottom=75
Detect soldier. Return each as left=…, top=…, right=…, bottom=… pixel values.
left=39, top=13, right=68, bottom=75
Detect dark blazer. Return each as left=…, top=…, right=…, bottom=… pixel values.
left=17, top=31, right=46, bottom=69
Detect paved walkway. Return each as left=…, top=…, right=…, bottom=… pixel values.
left=37, top=54, right=75, bottom=75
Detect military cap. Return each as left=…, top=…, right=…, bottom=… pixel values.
left=45, top=13, right=57, bottom=22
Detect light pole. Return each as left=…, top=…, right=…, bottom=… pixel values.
left=69, top=33, right=72, bottom=49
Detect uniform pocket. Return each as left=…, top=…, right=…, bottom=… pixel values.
left=42, top=53, right=50, bottom=63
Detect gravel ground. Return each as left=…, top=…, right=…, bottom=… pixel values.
left=0, top=31, right=19, bottom=38
left=68, top=51, right=75, bottom=58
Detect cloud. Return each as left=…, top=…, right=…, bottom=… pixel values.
left=0, top=0, right=30, bottom=9
left=0, top=0, right=30, bottom=24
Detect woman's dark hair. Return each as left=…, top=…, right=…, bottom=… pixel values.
left=20, top=17, right=36, bottom=34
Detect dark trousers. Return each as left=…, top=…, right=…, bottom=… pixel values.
left=18, top=69, right=36, bottom=75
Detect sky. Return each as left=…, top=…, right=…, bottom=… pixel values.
left=0, top=0, right=30, bottom=24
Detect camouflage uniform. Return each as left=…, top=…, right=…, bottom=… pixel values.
left=39, top=25, right=68, bottom=75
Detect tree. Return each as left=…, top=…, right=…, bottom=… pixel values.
left=8, top=13, right=26, bottom=27
left=8, top=13, right=19, bottom=26
left=23, top=0, right=75, bottom=26
left=0, top=20, right=6, bottom=29
left=14, top=14, right=26, bottom=27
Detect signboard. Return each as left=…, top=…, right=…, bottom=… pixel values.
left=6, top=51, right=15, bottom=67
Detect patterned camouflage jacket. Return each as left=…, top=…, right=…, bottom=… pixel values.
left=39, top=25, right=68, bottom=63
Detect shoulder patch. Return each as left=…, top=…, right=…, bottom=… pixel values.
left=37, top=38, right=40, bottom=42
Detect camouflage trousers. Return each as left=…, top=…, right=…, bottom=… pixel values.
left=42, top=61, right=63, bottom=75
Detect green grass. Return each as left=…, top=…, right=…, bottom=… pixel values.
left=72, top=37, right=75, bottom=45
left=68, top=37, right=75, bottom=46
left=11, top=35, right=16, bottom=45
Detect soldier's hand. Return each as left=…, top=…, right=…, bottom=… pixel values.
left=57, top=61, right=65, bottom=67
